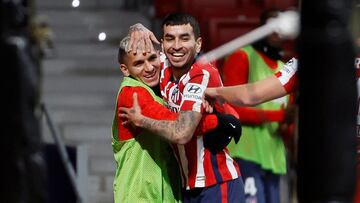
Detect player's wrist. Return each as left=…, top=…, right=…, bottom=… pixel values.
left=133, top=114, right=146, bottom=128
left=215, top=88, right=227, bottom=104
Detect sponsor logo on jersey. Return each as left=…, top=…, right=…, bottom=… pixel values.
left=183, top=94, right=202, bottom=100
left=284, top=58, right=297, bottom=72
left=183, top=83, right=205, bottom=102
left=282, top=66, right=291, bottom=74
left=281, top=58, right=298, bottom=77
left=286, top=58, right=294, bottom=66
left=187, top=85, right=202, bottom=94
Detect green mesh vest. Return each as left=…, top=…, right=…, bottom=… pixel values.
left=227, top=46, right=288, bottom=174
left=112, top=77, right=182, bottom=203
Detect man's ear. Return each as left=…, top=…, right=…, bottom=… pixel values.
left=119, top=64, right=130, bottom=76
left=195, top=37, right=202, bottom=53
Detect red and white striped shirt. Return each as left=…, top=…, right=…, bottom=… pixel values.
left=159, top=56, right=240, bottom=190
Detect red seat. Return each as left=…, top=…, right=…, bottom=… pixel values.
left=198, top=7, right=264, bottom=50
left=264, top=0, right=298, bottom=10
left=239, top=0, right=298, bottom=10
left=154, top=0, right=181, bottom=18
left=207, top=17, right=259, bottom=51
left=204, top=17, right=259, bottom=68
left=198, top=7, right=263, bottom=23
left=180, top=0, right=238, bottom=17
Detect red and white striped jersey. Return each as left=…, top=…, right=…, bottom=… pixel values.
left=159, top=56, right=240, bottom=190
left=275, top=57, right=298, bottom=93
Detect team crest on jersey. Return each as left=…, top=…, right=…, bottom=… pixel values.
left=167, top=85, right=181, bottom=112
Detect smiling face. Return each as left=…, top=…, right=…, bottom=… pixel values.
left=162, top=23, right=202, bottom=71
left=120, top=51, right=161, bottom=87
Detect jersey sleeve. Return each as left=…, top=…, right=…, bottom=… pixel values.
left=180, top=69, right=210, bottom=113
left=275, top=57, right=298, bottom=93
left=181, top=63, right=225, bottom=114
left=120, top=87, right=177, bottom=121
left=117, top=87, right=141, bottom=140
left=118, top=87, right=177, bottom=140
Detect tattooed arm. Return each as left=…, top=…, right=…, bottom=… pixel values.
left=127, top=23, right=160, bottom=55
left=141, top=111, right=201, bottom=144
left=120, top=93, right=202, bottom=144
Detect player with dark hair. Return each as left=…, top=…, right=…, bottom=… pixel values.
left=121, top=12, right=245, bottom=202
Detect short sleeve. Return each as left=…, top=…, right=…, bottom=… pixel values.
left=275, top=58, right=298, bottom=93
left=118, top=87, right=177, bottom=140
left=181, top=69, right=210, bottom=113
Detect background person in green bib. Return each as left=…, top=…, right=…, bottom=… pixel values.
left=221, top=8, right=297, bottom=203
left=112, top=36, right=236, bottom=202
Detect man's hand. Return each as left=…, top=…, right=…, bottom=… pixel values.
left=203, top=114, right=242, bottom=153
left=202, top=99, right=214, bottom=113
left=119, top=93, right=144, bottom=127
left=128, top=23, right=160, bottom=55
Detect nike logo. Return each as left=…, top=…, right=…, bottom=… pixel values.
left=229, top=123, right=236, bottom=129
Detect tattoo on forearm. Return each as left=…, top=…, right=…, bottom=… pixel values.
left=140, top=111, right=200, bottom=143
